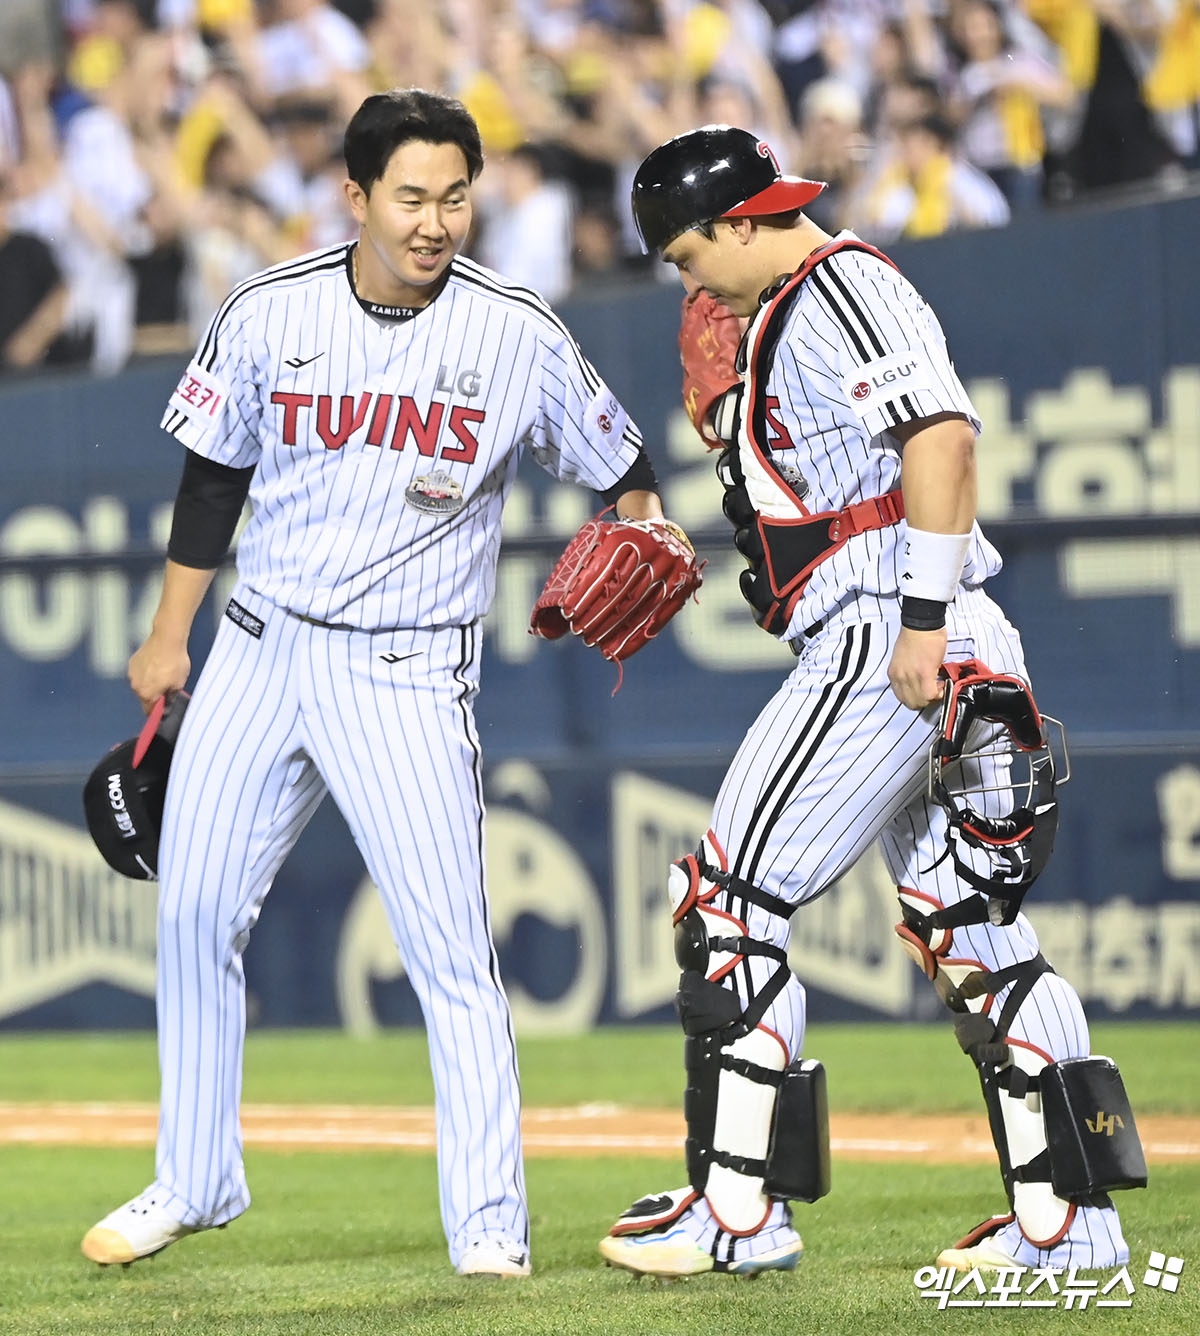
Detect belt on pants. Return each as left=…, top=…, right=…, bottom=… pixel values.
left=788, top=618, right=824, bottom=655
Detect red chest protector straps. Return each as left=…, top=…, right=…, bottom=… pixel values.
left=722, top=238, right=907, bottom=637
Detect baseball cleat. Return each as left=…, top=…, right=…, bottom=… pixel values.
left=599, top=1227, right=803, bottom=1278
left=456, top=1238, right=531, bottom=1277
left=725, top=1239, right=805, bottom=1276
left=936, top=1238, right=1024, bottom=1273
left=600, top=1226, right=716, bottom=1277
left=81, top=1190, right=196, bottom=1266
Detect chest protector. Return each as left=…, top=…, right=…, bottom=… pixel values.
left=718, top=238, right=906, bottom=637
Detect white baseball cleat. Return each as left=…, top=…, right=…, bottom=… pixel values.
left=81, top=1189, right=197, bottom=1266
left=599, top=1225, right=716, bottom=1277
left=599, top=1226, right=803, bottom=1278
left=456, top=1238, right=532, bottom=1277
left=936, top=1238, right=1024, bottom=1273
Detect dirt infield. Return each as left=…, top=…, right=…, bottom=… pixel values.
left=0, top=1103, right=1197, bottom=1162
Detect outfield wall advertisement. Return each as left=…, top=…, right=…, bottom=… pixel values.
left=1, top=193, right=1198, bottom=1029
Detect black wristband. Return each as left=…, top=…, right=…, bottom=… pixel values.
left=600, top=446, right=659, bottom=506
left=900, top=596, right=947, bottom=631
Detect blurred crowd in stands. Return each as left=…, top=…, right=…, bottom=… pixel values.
left=1, top=0, right=1198, bottom=378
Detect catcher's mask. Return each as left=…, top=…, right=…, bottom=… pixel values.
left=631, top=125, right=826, bottom=255
left=83, top=692, right=190, bottom=881
left=928, top=659, right=1068, bottom=922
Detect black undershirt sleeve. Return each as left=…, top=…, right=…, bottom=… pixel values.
left=599, top=446, right=659, bottom=507
left=166, top=450, right=255, bottom=569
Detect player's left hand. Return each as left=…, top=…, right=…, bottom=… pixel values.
left=530, top=514, right=704, bottom=664
left=888, top=626, right=947, bottom=709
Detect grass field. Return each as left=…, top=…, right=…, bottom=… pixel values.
left=1, top=1021, right=1196, bottom=1336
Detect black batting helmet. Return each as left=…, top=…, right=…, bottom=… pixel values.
left=631, top=125, right=826, bottom=254
left=83, top=692, right=190, bottom=881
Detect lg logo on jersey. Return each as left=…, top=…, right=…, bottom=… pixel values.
left=270, top=391, right=487, bottom=461
left=435, top=365, right=482, bottom=397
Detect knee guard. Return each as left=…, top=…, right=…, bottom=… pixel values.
left=672, top=836, right=831, bottom=1234
left=895, top=887, right=998, bottom=1015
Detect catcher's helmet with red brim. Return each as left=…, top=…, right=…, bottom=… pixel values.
left=82, top=692, right=189, bottom=881
left=632, top=125, right=826, bottom=254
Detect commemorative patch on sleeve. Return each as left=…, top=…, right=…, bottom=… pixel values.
left=842, top=351, right=936, bottom=417
left=167, top=361, right=228, bottom=428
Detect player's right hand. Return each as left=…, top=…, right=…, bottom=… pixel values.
left=887, top=626, right=947, bottom=710
left=128, top=632, right=191, bottom=714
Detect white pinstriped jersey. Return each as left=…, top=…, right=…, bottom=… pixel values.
left=161, top=244, right=643, bottom=629
left=737, top=231, right=1002, bottom=640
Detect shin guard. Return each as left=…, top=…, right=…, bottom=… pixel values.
left=672, top=835, right=829, bottom=1234
left=953, top=968, right=1147, bottom=1246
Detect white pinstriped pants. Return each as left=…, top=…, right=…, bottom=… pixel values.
left=150, top=585, right=527, bottom=1264
left=707, top=586, right=1128, bottom=1267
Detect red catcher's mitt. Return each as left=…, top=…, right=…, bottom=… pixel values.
left=680, top=289, right=741, bottom=449
left=530, top=515, right=704, bottom=665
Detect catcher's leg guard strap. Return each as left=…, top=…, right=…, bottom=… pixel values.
left=680, top=974, right=788, bottom=1234
left=973, top=1045, right=1148, bottom=1246
left=898, top=889, right=1064, bottom=1245
left=947, top=953, right=1075, bottom=1245
left=953, top=961, right=1145, bottom=1245
left=682, top=997, right=830, bottom=1233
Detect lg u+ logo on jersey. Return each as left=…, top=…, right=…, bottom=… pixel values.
left=435, top=364, right=482, bottom=397
left=852, top=361, right=918, bottom=401
left=843, top=351, right=932, bottom=417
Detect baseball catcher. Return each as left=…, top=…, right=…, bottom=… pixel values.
left=530, top=513, right=703, bottom=677
left=595, top=123, right=1142, bottom=1283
